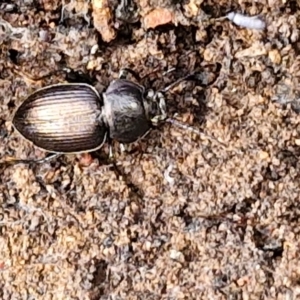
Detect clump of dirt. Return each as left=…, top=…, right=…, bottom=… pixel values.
left=1, top=0, right=300, bottom=299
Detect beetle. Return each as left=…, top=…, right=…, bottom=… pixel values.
left=6, top=67, right=196, bottom=166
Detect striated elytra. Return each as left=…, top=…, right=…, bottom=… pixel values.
left=13, top=83, right=107, bottom=153
left=12, top=69, right=170, bottom=155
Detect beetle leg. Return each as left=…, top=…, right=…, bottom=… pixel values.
left=106, top=137, right=115, bottom=159
left=159, top=73, right=195, bottom=94
left=34, top=153, right=62, bottom=164
left=115, top=0, right=128, bottom=20
left=162, top=67, right=176, bottom=76
left=12, top=65, right=67, bottom=82
left=64, top=69, right=94, bottom=84
left=120, top=143, right=126, bottom=152
left=0, top=153, right=61, bottom=167
left=108, top=142, right=126, bottom=158
left=109, top=145, right=114, bottom=159
left=157, top=72, right=216, bottom=94
left=119, top=68, right=141, bottom=81
left=13, top=68, right=59, bottom=82
left=13, top=65, right=92, bottom=84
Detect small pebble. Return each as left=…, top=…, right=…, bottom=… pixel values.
left=226, top=12, right=266, bottom=30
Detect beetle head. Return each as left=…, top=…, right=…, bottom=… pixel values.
left=144, top=89, right=167, bottom=125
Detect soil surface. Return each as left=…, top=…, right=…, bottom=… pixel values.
left=1, top=0, right=300, bottom=299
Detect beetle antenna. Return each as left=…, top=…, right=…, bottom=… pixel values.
left=150, top=72, right=196, bottom=119
left=166, top=117, right=227, bottom=148
left=159, top=73, right=194, bottom=93
left=120, top=67, right=177, bottom=83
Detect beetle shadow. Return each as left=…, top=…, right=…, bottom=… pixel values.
left=90, top=148, right=145, bottom=201
left=26, top=150, right=146, bottom=207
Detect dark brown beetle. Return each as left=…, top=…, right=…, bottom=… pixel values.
left=8, top=68, right=194, bottom=165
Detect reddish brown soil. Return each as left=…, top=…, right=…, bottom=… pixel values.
left=0, top=1, right=300, bottom=299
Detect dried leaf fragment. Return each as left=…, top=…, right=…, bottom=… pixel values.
left=92, top=0, right=116, bottom=42
left=235, top=41, right=267, bottom=58
left=143, top=8, right=174, bottom=30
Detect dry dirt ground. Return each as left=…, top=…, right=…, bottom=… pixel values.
left=0, top=0, right=300, bottom=299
